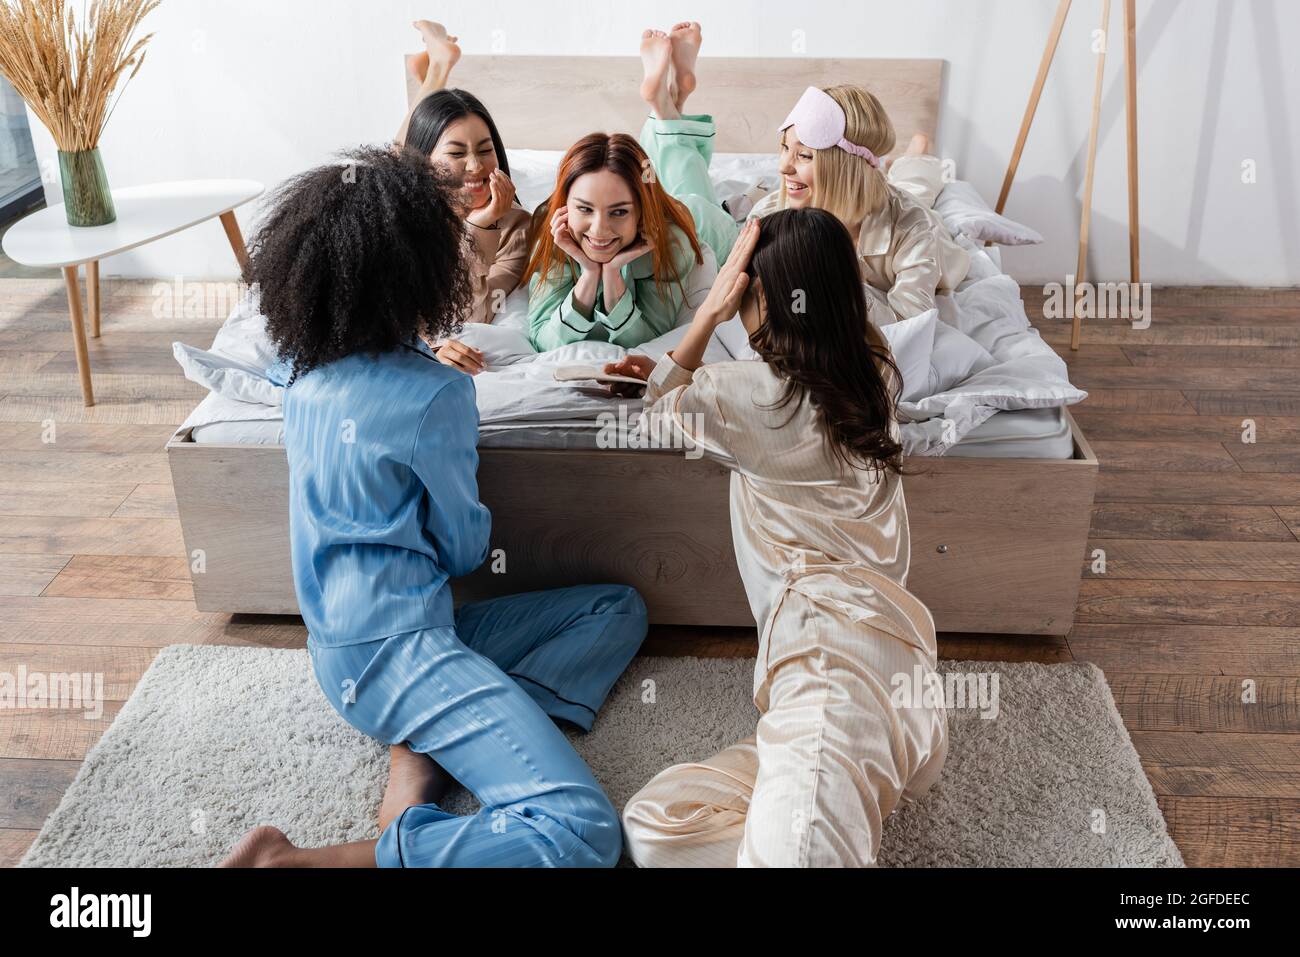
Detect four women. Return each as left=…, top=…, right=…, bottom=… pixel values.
left=224, top=17, right=957, bottom=868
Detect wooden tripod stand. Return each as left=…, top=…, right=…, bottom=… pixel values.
left=994, top=0, right=1140, bottom=350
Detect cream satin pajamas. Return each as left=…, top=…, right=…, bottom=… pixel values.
left=750, top=152, right=970, bottom=322
left=621, top=357, right=948, bottom=867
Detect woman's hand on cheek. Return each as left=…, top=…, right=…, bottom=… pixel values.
left=605, top=236, right=651, bottom=273
left=466, top=169, right=516, bottom=229
left=551, top=206, right=599, bottom=274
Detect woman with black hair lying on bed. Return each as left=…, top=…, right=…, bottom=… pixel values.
left=220, top=145, right=647, bottom=868
left=606, top=212, right=948, bottom=867
left=398, top=20, right=526, bottom=375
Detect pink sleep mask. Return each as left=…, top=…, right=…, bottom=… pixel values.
left=779, top=86, right=882, bottom=168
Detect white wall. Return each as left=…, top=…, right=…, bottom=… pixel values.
left=22, top=0, right=1300, bottom=285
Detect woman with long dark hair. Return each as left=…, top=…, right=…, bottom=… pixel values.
left=398, top=21, right=528, bottom=374
left=607, top=211, right=948, bottom=868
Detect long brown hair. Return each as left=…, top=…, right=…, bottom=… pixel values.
left=746, top=207, right=904, bottom=474
left=523, top=132, right=703, bottom=296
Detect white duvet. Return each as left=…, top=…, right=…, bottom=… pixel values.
left=173, top=164, right=1084, bottom=456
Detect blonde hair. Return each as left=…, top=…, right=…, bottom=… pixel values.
left=800, top=85, right=895, bottom=226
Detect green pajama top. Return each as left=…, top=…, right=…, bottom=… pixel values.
left=526, top=225, right=699, bottom=352
left=527, top=114, right=741, bottom=353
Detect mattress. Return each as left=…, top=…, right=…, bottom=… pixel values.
left=187, top=404, right=1074, bottom=459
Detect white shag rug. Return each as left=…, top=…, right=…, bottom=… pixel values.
left=20, top=646, right=1183, bottom=867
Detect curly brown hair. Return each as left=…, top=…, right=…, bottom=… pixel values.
left=245, top=145, right=473, bottom=383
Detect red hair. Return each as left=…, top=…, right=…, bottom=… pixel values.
left=524, top=132, right=703, bottom=296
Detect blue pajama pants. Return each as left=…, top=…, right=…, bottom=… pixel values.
left=308, top=584, right=648, bottom=867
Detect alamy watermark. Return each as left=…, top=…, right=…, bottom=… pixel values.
left=890, top=664, right=1000, bottom=719
left=595, top=406, right=705, bottom=460
left=152, top=276, right=258, bottom=320
left=0, top=666, right=104, bottom=719
left=1042, top=274, right=1152, bottom=329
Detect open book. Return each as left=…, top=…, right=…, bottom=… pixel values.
left=552, top=364, right=648, bottom=387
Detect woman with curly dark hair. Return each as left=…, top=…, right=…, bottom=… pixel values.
left=221, top=145, right=647, bottom=869
left=606, top=210, right=947, bottom=868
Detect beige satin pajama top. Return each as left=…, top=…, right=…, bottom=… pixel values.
left=750, top=154, right=969, bottom=322
left=643, top=354, right=937, bottom=700
left=463, top=205, right=531, bottom=325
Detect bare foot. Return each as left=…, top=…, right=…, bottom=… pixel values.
left=669, top=21, right=702, bottom=111
left=639, top=29, right=676, bottom=119
left=219, top=824, right=294, bottom=868
left=905, top=131, right=932, bottom=156
left=378, top=743, right=453, bottom=832
left=413, top=19, right=461, bottom=91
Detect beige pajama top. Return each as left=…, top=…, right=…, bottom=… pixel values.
left=643, top=355, right=937, bottom=698
left=750, top=154, right=969, bottom=323
left=463, top=205, right=531, bottom=325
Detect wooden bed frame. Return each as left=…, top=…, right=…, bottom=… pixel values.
left=168, top=414, right=1096, bottom=635
left=165, top=55, right=1099, bottom=636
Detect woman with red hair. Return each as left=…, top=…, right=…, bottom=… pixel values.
left=523, top=128, right=707, bottom=351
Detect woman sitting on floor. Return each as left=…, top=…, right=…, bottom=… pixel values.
left=220, top=145, right=647, bottom=869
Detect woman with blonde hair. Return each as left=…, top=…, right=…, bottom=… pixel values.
left=752, top=83, right=969, bottom=321
left=633, top=21, right=966, bottom=323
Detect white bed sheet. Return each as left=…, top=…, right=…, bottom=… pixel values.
left=185, top=394, right=1074, bottom=460
left=174, top=162, right=1082, bottom=456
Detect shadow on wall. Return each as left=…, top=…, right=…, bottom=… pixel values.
left=1243, top=0, right=1299, bottom=269
left=947, top=0, right=1296, bottom=285
left=1059, top=0, right=1298, bottom=282
left=999, top=174, right=1235, bottom=285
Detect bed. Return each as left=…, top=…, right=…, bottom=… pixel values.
left=165, top=55, right=1098, bottom=636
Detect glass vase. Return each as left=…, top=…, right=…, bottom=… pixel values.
left=57, top=148, right=116, bottom=227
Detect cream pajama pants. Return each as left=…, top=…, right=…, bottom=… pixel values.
left=622, top=590, right=948, bottom=868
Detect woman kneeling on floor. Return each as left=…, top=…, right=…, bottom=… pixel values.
left=220, top=145, right=647, bottom=869
left=608, top=212, right=948, bottom=867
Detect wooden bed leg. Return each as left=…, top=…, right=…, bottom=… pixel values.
left=994, top=0, right=1073, bottom=216
left=220, top=210, right=249, bottom=272
left=62, top=264, right=94, bottom=407
left=1073, top=0, right=1111, bottom=352
left=87, top=259, right=100, bottom=338
left=1123, top=0, right=1140, bottom=287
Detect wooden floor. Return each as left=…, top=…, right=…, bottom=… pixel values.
left=0, top=277, right=1296, bottom=868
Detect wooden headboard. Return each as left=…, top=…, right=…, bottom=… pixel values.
left=405, top=55, right=943, bottom=154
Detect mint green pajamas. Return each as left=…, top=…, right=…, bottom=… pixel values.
left=526, top=115, right=741, bottom=353
left=637, top=114, right=741, bottom=267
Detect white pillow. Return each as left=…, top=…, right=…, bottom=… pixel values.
left=712, top=315, right=754, bottom=360
left=504, top=148, right=563, bottom=213
left=876, top=310, right=937, bottom=403
left=927, top=320, right=996, bottom=395
left=173, top=342, right=284, bottom=406
left=935, top=180, right=1043, bottom=246
left=452, top=321, right=537, bottom=367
